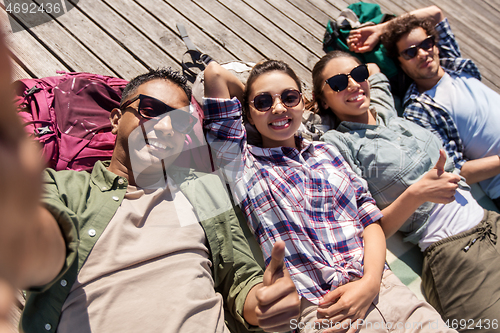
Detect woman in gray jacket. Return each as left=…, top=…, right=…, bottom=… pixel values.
left=307, top=50, right=500, bottom=331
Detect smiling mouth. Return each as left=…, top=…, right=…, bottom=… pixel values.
left=347, top=93, right=365, bottom=102
left=270, top=119, right=291, bottom=127
left=147, top=140, right=172, bottom=150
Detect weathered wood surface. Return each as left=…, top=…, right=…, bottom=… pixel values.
left=2, top=0, right=499, bottom=94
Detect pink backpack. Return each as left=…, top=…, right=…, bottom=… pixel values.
left=14, top=72, right=128, bottom=172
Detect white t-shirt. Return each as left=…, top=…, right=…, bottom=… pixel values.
left=419, top=188, right=484, bottom=251
left=429, top=72, right=500, bottom=198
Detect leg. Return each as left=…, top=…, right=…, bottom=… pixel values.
left=422, top=210, right=500, bottom=332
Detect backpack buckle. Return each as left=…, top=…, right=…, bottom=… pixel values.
left=24, top=85, right=42, bottom=97
left=34, top=126, right=54, bottom=137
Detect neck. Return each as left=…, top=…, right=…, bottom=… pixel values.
left=339, top=109, right=376, bottom=125
left=262, top=135, right=297, bottom=149
left=415, top=66, right=446, bottom=93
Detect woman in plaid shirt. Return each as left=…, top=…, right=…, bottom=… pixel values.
left=203, top=60, right=452, bottom=332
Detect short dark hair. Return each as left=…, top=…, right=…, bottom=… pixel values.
left=242, top=60, right=302, bottom=122
left=309, top=50, right=361, bottom=116
left=121, top=67, right=192, bottom=104
left=381, top=14, right=438, bottom=61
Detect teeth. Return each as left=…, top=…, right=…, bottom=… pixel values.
left=348, top=94, right=363, bottom=102
left=271, top=119, right=289, bottom=126
left=149, top=141, right=167, bottom=149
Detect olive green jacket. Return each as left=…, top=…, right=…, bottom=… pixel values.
left=20, top=161, right=264, bottom=333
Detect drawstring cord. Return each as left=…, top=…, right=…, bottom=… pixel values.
left=463, top=223, right=497, bottom=252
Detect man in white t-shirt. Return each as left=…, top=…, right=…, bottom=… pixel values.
left=379, top=6, right=500, bottom=209
left=18, top=68, right=300, bottom=333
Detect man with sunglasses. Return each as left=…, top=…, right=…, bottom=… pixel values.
left=19, top=68, right=300, bottom=333
left=378, top=6, right=500, bottom=210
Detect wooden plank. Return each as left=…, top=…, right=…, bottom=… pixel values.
left=1, top=8, right=69, bottom=77
left=237, top=0, right=324, bottom=57
left=10, top=57, right=32, bottom=81
left=102, top=0, right=188, bottom=68
left=9, top=0, right=115, bottom=76
left=262, top=0, right=328, bottom=39
left=192, top=0, right=313, bottom=84
left=216, top=0, right=320, bottom=70
left=144, top=0, right=261, bottom=63
left=37, top=0, right=148, bottom=79
left=457, top=0, right=500, bottom=36
left=292, top=0, right=340, bottom=26
left=66, top=0, right=177, bottom=73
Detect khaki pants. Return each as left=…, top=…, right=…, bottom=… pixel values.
left=422, top=209, right=500, bottom=333
left=296, top=270, right=455, bottom=333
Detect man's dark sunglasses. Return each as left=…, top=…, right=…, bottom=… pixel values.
left=400, top=36, right=435, bottom=60
left=324, top=64, right=369, bottom=92
left=120, top=94, right=197, bottom=134
left=250, top=89, right=302, bottom=112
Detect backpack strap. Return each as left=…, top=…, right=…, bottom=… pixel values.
left=176, top=23, right=214, bottom=81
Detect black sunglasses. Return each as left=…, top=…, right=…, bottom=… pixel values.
left=120, top=94, right=197, bottom=134
left=324, top=64, right=369, bottom=92
left=250, top=89, right=302, bottom=112
left=400, top=36, right=435, bottom=60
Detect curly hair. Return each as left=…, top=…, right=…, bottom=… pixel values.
left=380, top=14, right=438, bottom=62
left=309, top=50, right=361, bottom=117
left=242, top=60, right=302, bottom=122
left=121, top=67, right=192, bottom=104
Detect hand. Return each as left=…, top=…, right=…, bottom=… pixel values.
left=315, top=278, right=379, bottom=333
left=0, top=30, right=45, bottom=286
left=251, top=241, right=300, bottom=332
left=347, top=25, right=384, bottom=53
left=0, top=279, right=15, bottom=333
left=412, top=149, right=460, bottom=204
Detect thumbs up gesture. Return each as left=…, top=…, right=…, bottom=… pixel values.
left=244, top=241, right=300, bottom=332
left=414, top=149, right=461, bottom=204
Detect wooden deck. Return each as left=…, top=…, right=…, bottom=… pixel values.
left=2, top=0, right=500, bottom=94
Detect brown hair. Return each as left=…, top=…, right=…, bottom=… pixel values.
left=380, top=14, right=438, bottom=62
left=309, top=50, right=361, bottom=116
left=242, top=60, right=302, bottom=122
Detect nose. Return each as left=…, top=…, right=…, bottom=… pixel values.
left=153, top=114, right=174, bottom=136
left=417, top=46, right=430, bottom=59
left=271, top=97, right=287, bottom=114
left=347, top=76, right=361, bottom=91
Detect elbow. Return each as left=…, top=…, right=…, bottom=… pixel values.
left=428, top=5, right=444, bottom=24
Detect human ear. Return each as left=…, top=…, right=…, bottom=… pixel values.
left=110, top=108, right=122, bottom=135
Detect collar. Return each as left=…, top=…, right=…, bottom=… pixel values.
left=91, top=160, right=128, bottom=192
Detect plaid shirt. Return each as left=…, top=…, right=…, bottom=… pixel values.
left=403, top=18, right=481, bottom=169
left=203, top=97, right=382, bottom=303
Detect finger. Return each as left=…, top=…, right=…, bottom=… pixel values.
left=316, top=308, right=349, bottom=324
left=319, top=287, right=342, bottom=306
left=263, top=241, right=286, bottom=286
left=256, top=286, right=299, bottom=318
left=434, top=149, right=447, bottom=171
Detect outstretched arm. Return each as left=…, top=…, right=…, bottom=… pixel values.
left=204, top=62, right=245, bottom=101
left=378, top=149, right=460, bottom=238
left=315, top=222, right=385, bottom=333
left=347, top=5, right=445, bottom=53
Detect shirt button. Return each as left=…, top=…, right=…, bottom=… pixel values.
left=118, top=178, right=125, bottom=185
left=101, top=186, right=107, bottom=191
left=397, top=137, right=401, bottom=140
left=318, top=186, right=322, bottom=192
left=60, top=279, right=67, bottom=287
left=417, top=150, right=421, bottom=153
left=45, top=323, right=51, bottom=331
left=88, top=229, right=96, bottom=237
left=112, top=196, right=119, bottom=201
